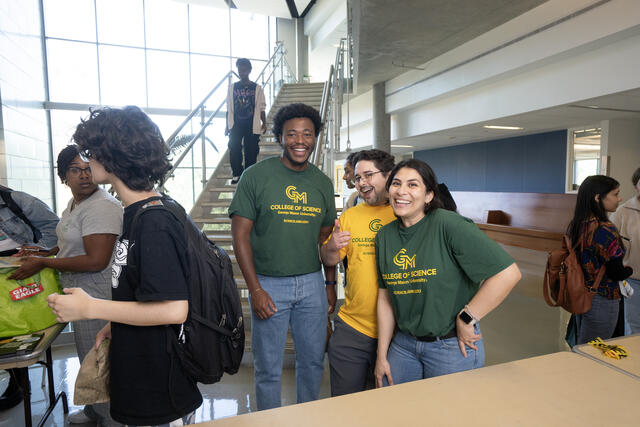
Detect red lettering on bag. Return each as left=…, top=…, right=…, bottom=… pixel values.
left=10, top=283, right=43, bottom=301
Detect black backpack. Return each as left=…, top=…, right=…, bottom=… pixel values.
left=129, top=196, right=244, bottom=384
left=0, top=187, right=41, bottom=243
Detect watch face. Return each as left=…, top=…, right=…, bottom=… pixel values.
left=459, top=311, right=473, bottom=324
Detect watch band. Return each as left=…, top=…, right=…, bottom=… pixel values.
left=324, top=280, right=337, bottom=286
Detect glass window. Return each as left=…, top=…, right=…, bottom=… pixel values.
left=44, top=0, right=96, bottom=42
left=145, top=0, right=189, bottom=52
left=568, top=127, right=601, bottom=191
left=96, top=0, right=144, bottom=47
left=99, top=45, right=146, bottom=106
left=189, top=4, right=230, bottom=56
left=230, top=9, right=269, bottom=60
left=146, top=50, right=190, bottom=109
left=190, top=54, right=231, bottom=110
left=47, top=39, right=99, bottom=104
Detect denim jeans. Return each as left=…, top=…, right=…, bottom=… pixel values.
left=251, top=270, right=328, bottom=410
left=228, top=125, right=259, bottom=177
left=576, top=293, right=620, bottom=344
left=383, top=327, right=484, bottom=386
left=624, top=278, right=640, bottom=335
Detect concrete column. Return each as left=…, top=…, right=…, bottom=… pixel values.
left=372, top=82, right=390, bottom=152
left=295, top=18, right=309, bottom=82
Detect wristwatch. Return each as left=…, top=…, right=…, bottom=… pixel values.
left=458, top=309, right=477, bottom=326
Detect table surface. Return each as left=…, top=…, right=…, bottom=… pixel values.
left=572, top=333, right=640, bottom=379
left=194, top=352, right=640, bottom=427
left=0, top=323, right=66, bottom=369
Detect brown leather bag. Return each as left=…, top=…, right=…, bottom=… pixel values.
left=543, top=234, right=606, bottom=314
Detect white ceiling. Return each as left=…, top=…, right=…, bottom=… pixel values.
left=391, top=88, right=640, bottom=154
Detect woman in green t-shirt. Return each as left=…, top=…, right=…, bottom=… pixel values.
left=374, top=159, right=521, bottom=387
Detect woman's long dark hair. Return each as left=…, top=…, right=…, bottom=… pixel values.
left=386, top=159, right=443, bottom=214
left=567, top=175, right=619, bottom=244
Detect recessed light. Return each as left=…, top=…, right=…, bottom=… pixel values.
left=483, top=125, right=524, bottom=130
left=391, top=145, right=414, bottom=148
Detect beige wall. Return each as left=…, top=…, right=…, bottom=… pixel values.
left=603, top=119, right=640, bottom=201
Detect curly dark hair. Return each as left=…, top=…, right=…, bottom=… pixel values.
left=72, top=106, right=171, bottom=191
left=236, top=58, right=252, bottom=69
left=56, top=145, right=81, bottom=183
left=386, top=159, right=443, bottom=215
left=353, top=149, right=395, bottom=173
left=272, top=103, right=323, bottom=144
left=345, top=151, right=361, bottom=168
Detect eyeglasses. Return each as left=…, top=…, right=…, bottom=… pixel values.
left=354, top=170, right=382, bottom=184
left=68, top=166, right=91, bottom=176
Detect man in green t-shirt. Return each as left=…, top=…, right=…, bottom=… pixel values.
left=229, top=103, right=337, bottom=411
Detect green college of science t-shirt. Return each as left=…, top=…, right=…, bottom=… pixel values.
left=229, top=157, right=336, bottom=277
left=375, top=208, right=514, bottom=337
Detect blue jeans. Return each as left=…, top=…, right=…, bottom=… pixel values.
left=383, top=327, right=484, bottom=386
left=250, top=270, right=328, bottom=410
left=576, top=293, right=620, bottom=344
left=624, top=278, right=640, bottom=335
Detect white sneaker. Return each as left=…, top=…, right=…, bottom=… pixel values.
left=231, top=176, right=240, bottom=184
left=68, top=408, right=95, bottom=424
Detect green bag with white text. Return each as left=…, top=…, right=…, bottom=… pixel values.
left=0, top=267, right=61, bottom=338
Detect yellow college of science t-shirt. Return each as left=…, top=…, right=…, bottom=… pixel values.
left=336, top=203, right=396, bottom=338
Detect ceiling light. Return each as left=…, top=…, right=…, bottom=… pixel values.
left=483, top=125, right=524, bottom=130
left=391, top=145, right=414, bottom=148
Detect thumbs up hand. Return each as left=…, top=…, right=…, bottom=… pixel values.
left=326, top=219, right=351, bottom=253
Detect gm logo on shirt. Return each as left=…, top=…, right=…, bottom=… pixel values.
left=286, top=185, right=307, bottom=204
left=369, top=219, right=383, bottom=232
left=393, top=248, right=416, bottom=270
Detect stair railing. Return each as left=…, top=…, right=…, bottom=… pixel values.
left=160, top=42, right=296, bottom=209
left=314, top=38, right=351, bottom=178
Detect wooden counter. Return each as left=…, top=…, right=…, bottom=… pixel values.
left=573, top=334, right=640, bottom=380
left=194, top=352, right=640, bottom=426
left=476, top=223, right=563, bottom=252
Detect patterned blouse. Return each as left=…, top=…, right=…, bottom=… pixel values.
left=578, top=218, right=625, bottom=299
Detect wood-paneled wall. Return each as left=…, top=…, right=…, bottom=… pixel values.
left=452, top=191, right=577, bottom=252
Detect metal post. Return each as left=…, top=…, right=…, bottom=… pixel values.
left=201, top=106, right=207, bottom=189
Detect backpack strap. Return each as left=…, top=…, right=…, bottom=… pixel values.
left=0, top=189, right=40, bottom=243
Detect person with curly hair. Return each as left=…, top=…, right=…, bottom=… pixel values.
left=11, top=144, right=122, bottom=425
left=229, top=103, right=336, bottom=410
left=226, top=58, right=267, bottom=184
left=46, top=106, right=202, bottom=426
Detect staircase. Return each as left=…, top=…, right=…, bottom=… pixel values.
left=188, top=82, right=325, bottom=353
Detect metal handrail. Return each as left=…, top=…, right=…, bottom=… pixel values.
left=314, top=38, right=350, bottom=176
left=161, top=42, right=295, bottom=192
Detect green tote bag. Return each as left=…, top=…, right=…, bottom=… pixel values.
left=0, top=267, right=62, bottom=338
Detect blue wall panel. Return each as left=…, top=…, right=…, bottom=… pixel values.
left=414, top=130, right=566, bottom=193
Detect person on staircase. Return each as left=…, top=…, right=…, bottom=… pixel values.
left=225, top=58, right=267, bottom=185
left=229, top=103, right=337, bottom=411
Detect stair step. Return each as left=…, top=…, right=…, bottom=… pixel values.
left=206, top=187, right=237, bottom=192
left=201, top=201, right=232, bottom=207
left=193, top=217, right=231, bottom=224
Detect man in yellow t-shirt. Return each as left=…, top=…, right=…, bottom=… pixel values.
left=321, top=149, right=396, bottom=396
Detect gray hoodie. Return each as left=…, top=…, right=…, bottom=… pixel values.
left=611, top=196, right=640, bottom=280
